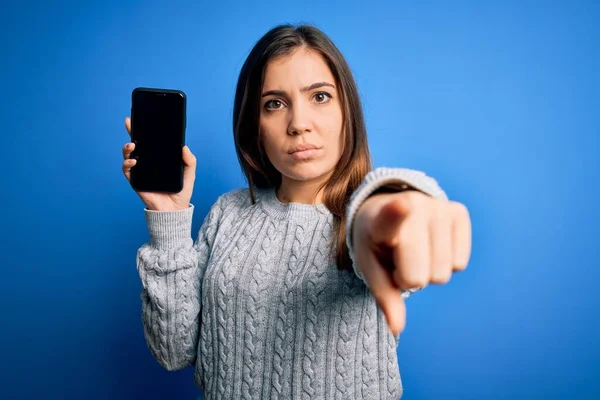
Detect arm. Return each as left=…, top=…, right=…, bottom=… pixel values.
left=136, top=195, right=224, bottom=371
left=345, top=167, right=447, bottom=297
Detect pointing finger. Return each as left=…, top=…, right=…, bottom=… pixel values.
left=357, top=244, right=406, bottom=335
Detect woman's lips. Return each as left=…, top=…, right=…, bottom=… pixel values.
left=289, top=148, right=320, bottom=160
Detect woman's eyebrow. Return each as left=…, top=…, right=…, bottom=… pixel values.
left=261, top=81, right=336, bottom=98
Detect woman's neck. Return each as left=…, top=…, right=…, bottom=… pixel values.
left=276, top=177, right=328, bottom=205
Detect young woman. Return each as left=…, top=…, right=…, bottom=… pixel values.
left=121, top=24, right=471, bottom=400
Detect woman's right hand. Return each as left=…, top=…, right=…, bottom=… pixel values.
left=122, top=117, right=196, bottom=211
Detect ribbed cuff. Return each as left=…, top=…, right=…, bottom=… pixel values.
left=346, top=168, right=447, bottom=282
left=144, top=204, right=195, bottom=249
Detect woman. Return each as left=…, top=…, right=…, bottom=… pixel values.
left=121, top=24, right=471, bottom=400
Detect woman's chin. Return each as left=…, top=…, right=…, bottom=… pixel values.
left=281, top=164, right=334, bottom=182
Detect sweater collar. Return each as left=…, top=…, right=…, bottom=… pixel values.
left=259, top=187, right=332, bottom=221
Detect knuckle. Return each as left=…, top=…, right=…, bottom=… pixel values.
left=453, top=262, right=468, bottom=271
left=394, top=191, right=416, bottom=211
left=451, top=201, right=470, bottom=219
left=430, top=268, right=452, bottom=284
left=434, top=201, right=449, bottom=219
left=397, top=273, right=428, bottom=290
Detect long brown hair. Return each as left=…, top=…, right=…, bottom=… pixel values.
left=232, top=24, right=372, bottom=271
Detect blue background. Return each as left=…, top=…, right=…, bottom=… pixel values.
left=1, top=0, right=598, bottom=399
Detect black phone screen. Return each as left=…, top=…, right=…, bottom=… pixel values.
left=130, top=88, right=186, bottom=193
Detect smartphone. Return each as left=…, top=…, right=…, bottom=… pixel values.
left=129, top=87, right=186, bottom=193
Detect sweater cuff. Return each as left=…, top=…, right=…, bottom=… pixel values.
left=346, top=168, right=447, bottom=284
left=144, top=204, right=195, bottom=250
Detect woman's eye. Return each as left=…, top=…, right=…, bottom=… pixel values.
left=265, top=100, right=284, bottom=110
left=313, top=92, right=332, bottom=103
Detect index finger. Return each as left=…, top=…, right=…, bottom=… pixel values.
left=358, top=247, right=406, bottom=335
left=125, top=117, right=131, bottom=137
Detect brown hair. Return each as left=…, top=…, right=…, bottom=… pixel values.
left=232, top=23, right=372, bottom=271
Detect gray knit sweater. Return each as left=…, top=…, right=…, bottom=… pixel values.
left=136, top=167, right=447, bottom=400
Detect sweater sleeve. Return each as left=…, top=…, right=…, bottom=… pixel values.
left=136, top=195, right=224, bottom=371
left=345, top=167, right=448, bottom=298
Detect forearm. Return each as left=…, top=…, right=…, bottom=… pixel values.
left=137, top=239, right=202, bottom=370
left=137, top=205, right=207, bottom=371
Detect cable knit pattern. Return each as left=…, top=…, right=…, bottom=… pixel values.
left=387, top=329, right=403, bottom=399
left=270, top=229, right=296, bottom=398
left=360, top=290, right=380, bottom=399
left=334, top=269, right=362, bottom=399
left=240, top=218, right=283, bottom=400
left=135, top=167, right=448, bottom=399
left=299, top=218, right=332, bottom=399
left=271, top=222, right=312, bottom=399
left=219, top=210, right=261, bottom=399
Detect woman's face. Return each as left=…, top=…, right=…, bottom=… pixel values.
left=259, top=47, right=344, bottom=188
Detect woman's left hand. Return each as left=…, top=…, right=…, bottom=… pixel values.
left=352, top=190, right=472, bottom=335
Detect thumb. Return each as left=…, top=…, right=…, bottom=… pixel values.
left=182, top=146, right=196, bottom=181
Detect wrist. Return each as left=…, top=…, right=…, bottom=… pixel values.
left=145, top=202, right=190, bottom=212
left=144, top=205, right=194, bottom=249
